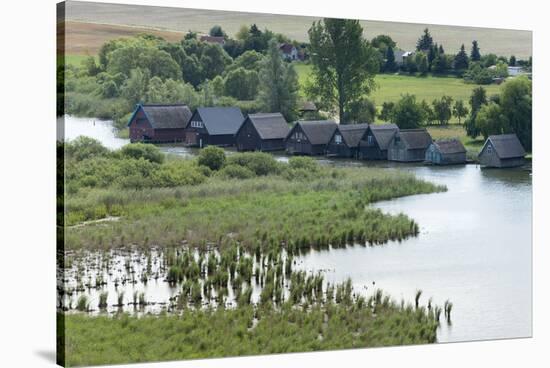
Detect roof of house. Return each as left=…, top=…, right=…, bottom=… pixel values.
left=432, top=139, right=467, bottom=154
left=300, top=101, right=317, bottom=112
left=368, top=124, right=399, bottom=149
left=129, top=104, right=192, bottom=129
left=293, top=120, right=337, bottom=145
left=336, top=123, right=370, bottom=148
left=484, top=134, right=526, bottom=159
left=200, top=35, right=225, bottom=44
left=279, top=43, right=296, bottom=54
left=195, top=107, right=244, bottom=135
left=245, top=113, right=290, bottom=140
left=397, top=129, right=433, bottom=150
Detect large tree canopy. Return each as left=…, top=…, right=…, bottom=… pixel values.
left=305, top=18, right=378, bottom=123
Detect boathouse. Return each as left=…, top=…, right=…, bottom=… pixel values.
left=127, top=104, right=192, bottom=143
left=235, top=113, right=290, bottom=152
left=326, top=123, right=370, bottom=158
left=387, top=128, right=433, bottom=162
left=285, top=120, right=337, bottom=155
left=358, top=123, right=399, bottom=160
left=425, top=139, right=467, bottom=165
left=184, top=107, right=244, bottom=147
left=478, top=134, right=526, bottom=168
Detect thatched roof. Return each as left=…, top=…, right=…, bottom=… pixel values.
left=293, top=120, right=337, bottom=145
left=398, top=129, right=432, bottom=150
left=300, top=101, right=317, bottom=112
left=432, top=139, right=466, bottom=154
left=133, top=104, right=192, bottom=129
left=245, top=113, right=290, bottom=140
left=369, top=124, right=399, bottom=149
left=484, top=134, right=526, bottom=158
left=195, top=107, right=244, bottom=136
left=336, top=123, right=370, bottom=148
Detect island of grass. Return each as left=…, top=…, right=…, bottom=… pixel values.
left=58, top=138, right=447, bottom=366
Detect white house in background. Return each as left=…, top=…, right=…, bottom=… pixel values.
left=394, top=50, right=414, bottom=65
left=279, top=43, right=298, bottom=61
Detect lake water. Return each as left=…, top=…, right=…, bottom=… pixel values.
left=61, top=115, right=532, bottom=343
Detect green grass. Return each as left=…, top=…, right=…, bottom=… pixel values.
left=62, top=54, right=97, bottom=67
left=296, top=63, right=501, bottom=111
left=61, top=294, right=438, bottom=366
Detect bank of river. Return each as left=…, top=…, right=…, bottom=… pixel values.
left=60, top=115, right=532, bottom=344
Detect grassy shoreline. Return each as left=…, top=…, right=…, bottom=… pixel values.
left=61, top=291, right=440, bottom=366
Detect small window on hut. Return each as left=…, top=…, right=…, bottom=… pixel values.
left=367, top=135, right=373, bottom=145
left=487, top=144, right=492, bottom=154
left=335, top=135, right=342, bottom=144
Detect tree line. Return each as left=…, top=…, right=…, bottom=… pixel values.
left=61, top=24, right=303, bottom=129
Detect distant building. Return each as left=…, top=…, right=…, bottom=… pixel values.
left=394, top=50, right=414, bottom=66
left=425, top=139, right=467, bottom=165
left=184, top=107, right=244, bottom=147
left=358, top=123, right=399, bottom=160
left=279, top=43, right=299, bottom=61
left=387, top=128, right=433, bottom=162
left=326, top=123, right=370, bottom=158
left=285, top=120, right=337, bottom=155
left=127, top=104, right=192, bottom=143
left=478, top=134, right=526, bottom=168
left=235, top=113, right=290, bottom=152
left=299, top=101, right=318, bottom=113
left=200, top=35, right=226, bottom=45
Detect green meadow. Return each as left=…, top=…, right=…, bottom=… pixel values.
left=295, top=62, right=501, bottom=108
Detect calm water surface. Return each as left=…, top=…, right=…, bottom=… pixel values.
left=62, top=115, right=532, bottom=343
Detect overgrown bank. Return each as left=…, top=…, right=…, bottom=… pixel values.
left=62, top=139, right=446, bottom=251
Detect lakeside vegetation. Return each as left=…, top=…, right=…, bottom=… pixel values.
left=61, top=292, right=439, bottom=366
left=63, top=139, right=445, bottom=251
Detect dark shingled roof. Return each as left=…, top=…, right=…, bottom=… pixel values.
left=337, top=123, right=370, bottom=148
left=433, top=139, right=466, bottom=154
left=137, top=104, right=192, bottom=129
left=246, top=113, right=290, bottom=140
left=369, top=124, right=399, bottom=149
left=196, top=107, right=245, bottom=136
left=485, top=134, right=526, bottom=159
left=279, top=43, right=295, bottom=54
left=398, top=129, right=432, bottom=150
left=294, top=120, right=337, bottom=145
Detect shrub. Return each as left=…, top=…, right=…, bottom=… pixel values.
left=65, top=136, right=110, bottom=161
left=226, top=152, right=281, bottom=176
left=217, top=164, right=256, bottom=179
left=197, top=146, right=226, bottom=171
left=119, top=143, right=164, bottom=164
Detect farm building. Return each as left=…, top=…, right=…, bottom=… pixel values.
left=478, top=134, right=526, bottom=168
left=285, top=120, right=337, bottom=155
left=235, top=113, right=290, bottom=152
left=184, top=107, right=244, bottom=147
left=326, top=123, right=370, bottom=158
left=127, top=103, right=192, bottom=143
left=358, top=124, right=399, bottom=160
left=425, top=139, right=467, bottom=165
left=199, top=35, right=225, bottom=45
left=387, top=128, right=433, bottom=162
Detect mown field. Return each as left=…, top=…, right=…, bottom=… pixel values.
left=63, top=1, right=532, bottom=57
left=295, top=63, right=501, bottom=108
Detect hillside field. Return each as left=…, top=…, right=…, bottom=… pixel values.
left=63, top=1, right=532, bottom=58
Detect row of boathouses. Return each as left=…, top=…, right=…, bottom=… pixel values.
left=127, top=103, right=526, bottom=168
